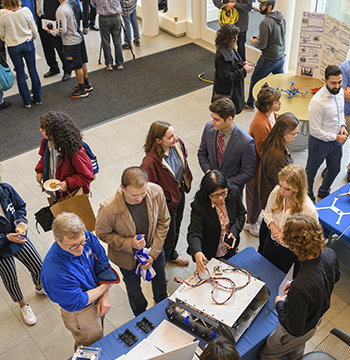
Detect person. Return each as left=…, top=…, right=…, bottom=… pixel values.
left=198, top=98, right=256, bottom=194
left=95, top=166, right=170, bottom=317
left=306, top=65, right=348, bottom=203
left=187, top=170, right=246, bottom=274
left=35, top=111, right=94, bottom=199
left=0, top=0, right=41, bottom=108
left=212, top=24, right=253, bottom=115
left=46, top=0, right=93, bottom=98
left=91, top=0, right=124, bottom=71
left=245, top=0, right=286, bottom=110
left=0, top=180, right=44, bottom=326
left=340, top=59, right=350, bottom=182
left=121, top=0, right=140, bottom=49
left=261, top=164, right=318, bottom=274
left=82, top=0, right=98, bottom=35
left=259, top=214, right=340, bottom=360
left=244, top=84, right=281, bottom=237
left=200, top=337, right=241, bottom=360
left=35, top=0, right=71, bottom=81
left=212, top=0, right=252, bottom=62
left=41, top=212, right=113, bottom=351
left=141, top=121, right=192, bottom=266
left=258, top=112, right=299, bottom=253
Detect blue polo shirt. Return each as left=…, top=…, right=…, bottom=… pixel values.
left=41, top=230, right=110, bottom=312
left=340, top=60, right=350, bottom=115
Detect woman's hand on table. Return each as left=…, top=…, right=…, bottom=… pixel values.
left=195, top=252, right=207, bottom=275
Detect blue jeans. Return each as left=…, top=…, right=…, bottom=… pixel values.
left=120, top=249, right=167, bottom=317
left=237, top=31, right=246, bottom=62
left=122, top=9, right=140, bottom=45
left=7, top=39, right=41, bottom=106
left=306, top=135, right=342, bottom=202
left=99, top=14, right=124, bottom=66
left=246, top=55, right=284, bottom=107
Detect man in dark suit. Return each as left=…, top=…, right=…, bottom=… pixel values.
left=36, top=0, right=71, bottom=80
left=197, top=98, right=256, bottom=194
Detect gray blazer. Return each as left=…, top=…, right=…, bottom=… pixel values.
left=197, top=121, right=256, bottom=193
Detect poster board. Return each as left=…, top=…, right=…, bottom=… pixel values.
left=296, top=12, right=350, bottom=79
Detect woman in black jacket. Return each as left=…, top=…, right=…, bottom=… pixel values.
left=187, top=170, right=246, bottom=274
left=212, top=24, right=253, bottom=114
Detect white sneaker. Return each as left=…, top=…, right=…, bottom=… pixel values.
left=35, top=287, right=46, bottom=295
left=20, top=304, right=37, bottom=325
left=244, top=222, right=260, bottom=237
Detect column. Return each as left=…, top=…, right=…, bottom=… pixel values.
left=141, top=0, right=159, bottom=36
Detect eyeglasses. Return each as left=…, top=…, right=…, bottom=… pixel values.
left=66, top=237, right=88, bottom=251
left=289, top=130, right=300, bottom=138
left=210, top=189, right=228, bottom=199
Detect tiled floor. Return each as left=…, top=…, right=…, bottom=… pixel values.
left=1, top=20, right=350, bottom=360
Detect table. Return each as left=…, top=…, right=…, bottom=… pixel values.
left=316, top=183, right=350, bottom=244
left=252, top=73, right=324, bottom=151
left=90, top=247, right=285, bottom=360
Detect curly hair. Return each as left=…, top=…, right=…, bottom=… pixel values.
left=261, top=112, right=299, bottom=162
left=283, top=214, right=325, bottom=261
left=39, top=111, right=83, bottom=157
left=255, top=84, right=281, bottom=113
left=272, top=164, right=308, bottom=215
left=215, top=24, right=240, bottom=49
left=2, top=0, right=21, bottom=9
left=143, top=121, right=172, bottom=158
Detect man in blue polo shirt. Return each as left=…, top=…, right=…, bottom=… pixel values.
left=41, top=212, right=113, bottom=351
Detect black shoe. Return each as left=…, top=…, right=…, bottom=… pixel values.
left=0, top=100, right=13, bottom=110
left=69, top=88, right=89, bottom=98
left=89, top=24, right=99, bottom=31
left=347, top=170, right=350, bottom=183
left=83, top=28, right=88, bottom=35
left=321, top=167, right=327, bottom=178
left=317, top=191, right=329, bottom=199
left=74, top=83, right=93, bottom=92
left=62, top=72, right=71, bottom=82
left=44, top=69, right=60, bottom=78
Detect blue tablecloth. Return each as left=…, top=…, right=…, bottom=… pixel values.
left=91, top=247, right=285, bottom=360
left=316, top=183, right=350, bottom=244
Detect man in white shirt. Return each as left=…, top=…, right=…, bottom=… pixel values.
left=306, top=65, right=348, bottom=203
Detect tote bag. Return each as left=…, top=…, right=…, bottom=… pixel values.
left=0, top=53, right=14, bottom=91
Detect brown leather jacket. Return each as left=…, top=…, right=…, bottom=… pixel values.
left=95, top=182, right=170, bottom=270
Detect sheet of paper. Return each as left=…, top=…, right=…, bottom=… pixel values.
left=114, top=355, right=126, bottom=360
left=123, top=339, right=162, bottom=360
left=278, top=264, right=294, bottom=295
left=147, top=319, right=195, bottom=353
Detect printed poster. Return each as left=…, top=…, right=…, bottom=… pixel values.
left=297, top=12, right=350, bottom=79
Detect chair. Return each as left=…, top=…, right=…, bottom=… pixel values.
left=301, top=328, right=350, bottom=360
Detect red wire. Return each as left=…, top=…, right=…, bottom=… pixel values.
left=174, top=267, right=251, bottom=305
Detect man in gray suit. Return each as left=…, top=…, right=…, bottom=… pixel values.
left=198, top=98, right=256, bottom=194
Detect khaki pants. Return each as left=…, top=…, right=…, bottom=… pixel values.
left=259, top=320, right=321, bottom=360
left=61, top=302, right=104, bottom=351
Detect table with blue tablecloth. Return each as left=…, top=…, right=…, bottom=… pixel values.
left=90, top=247, right=285, bottom=360
left=316, top=183, right=350, bottom=244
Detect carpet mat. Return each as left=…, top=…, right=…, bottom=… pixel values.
left=0, top=43, right=214, bottom=161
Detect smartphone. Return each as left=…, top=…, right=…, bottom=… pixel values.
left=252, top=35, right=257, bottom=39
left=223, top=233, right=235, bottom=248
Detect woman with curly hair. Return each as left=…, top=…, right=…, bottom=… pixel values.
left=261, top=164, right=318, bottom=274
left=212, top=24, right=253, bottom=114
left=35, top=111, right=94, bottom=198
left=244, top=84, right=281, bottom=237
left=140, top=121, right=192, bottom=266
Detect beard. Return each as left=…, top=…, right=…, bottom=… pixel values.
left=260, top=8, right=268, bottom=15
left=326, top=85, right=341, bottom=95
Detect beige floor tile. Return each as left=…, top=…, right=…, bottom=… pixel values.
left=0, top=338, right=46, bottom=360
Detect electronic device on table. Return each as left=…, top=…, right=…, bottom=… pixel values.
left=166, top=258, right=270, bottom=342
left=72, top=346, right=101, bottom=360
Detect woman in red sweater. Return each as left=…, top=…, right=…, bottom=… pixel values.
left=141, top=121, right=192, bottom=266
left=244, top=84, right=281, bottom=237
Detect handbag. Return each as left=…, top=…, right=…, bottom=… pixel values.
left=34, top=206, right=54, bottom=233
left=0, top=52, right=14, bottom=92
left=50, top=188, right=96, bottom=232
left=93, top=253, right=120, bottom=284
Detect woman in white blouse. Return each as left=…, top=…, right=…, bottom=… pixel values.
left=261, top=164, right=318, bottom=274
